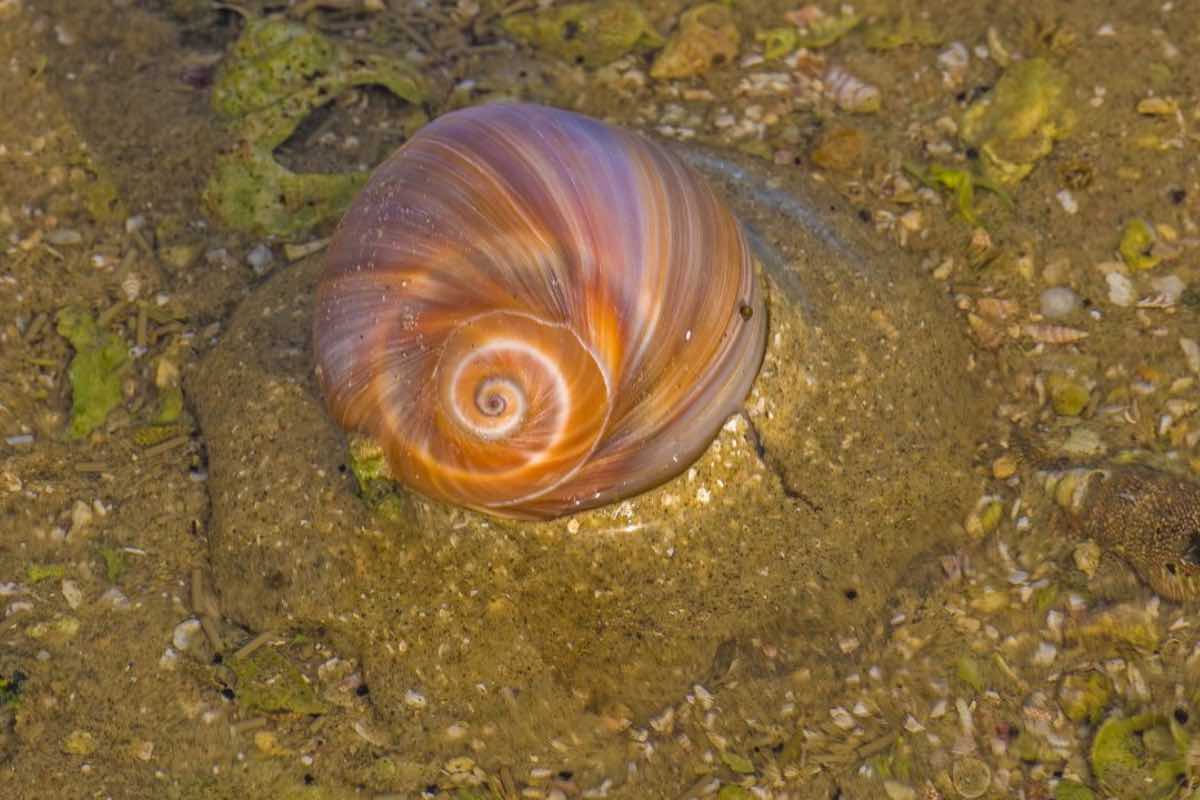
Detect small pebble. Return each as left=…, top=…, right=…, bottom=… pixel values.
left=246, top=243, right=274, bottom=275
left=99, top=587, right=130, bottom=610
left=1039, top=286, right=1080, bottom=319
left=172, top=618, right=203, bottom=651
left=46, top=228, right=82, bottom=245
left=1106, top=272, right=1135, bottom=307
left=61, top=579, right=83, bottom=609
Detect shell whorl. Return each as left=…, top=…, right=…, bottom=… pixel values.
left=313, top=103, right=766, bottom=519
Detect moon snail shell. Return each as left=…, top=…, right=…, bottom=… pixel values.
left=313, top=103, right=767, bottom=520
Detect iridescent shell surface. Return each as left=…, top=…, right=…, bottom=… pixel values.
left=313, top=103, right=766, bottom=519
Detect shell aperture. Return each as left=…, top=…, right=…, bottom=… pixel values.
left=313, top=103, right=767, bottom=519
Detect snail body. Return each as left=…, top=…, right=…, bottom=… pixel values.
left=313, top=103, right=766, bottom=519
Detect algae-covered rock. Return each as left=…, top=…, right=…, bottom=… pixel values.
left=1046, top=372, right=1090, bottom=417
left=204, top=18, right=431, bottom=238
left=650, top=3, right=740, bottom=80
left=229, top=646, right=330, bottom=715
left=960, top=58, right=1076, bottom=185
left=1118, top=218, right=1162, bottom=271
left=755, top=27, right=796, bottom=60
left=501, top=1, right=663, bottom=67
left=56, top=306, right=130, bottom=439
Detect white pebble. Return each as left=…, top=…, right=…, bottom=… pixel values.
left=7, top=601, right=34, bottom=616
left=159, top=647, right=180, bottom=670
left=172, top=618, right=203, bottom=651
left=246, top=243, right=274, bottom=275
left=1055, top=189, right=1078, bottom=214
left=1106, top=272, right=1136, bottom=306
left=70, top=499, right=94, bottom=536
left=404, top=689, right=427, bottom=709
left=830, top=706, right=856, bottom=729
left=1039, top=287, right=1080, bottom=319
left=61, top=579, right=83, bottom=609
left=99, top=587, right=130, bottom=610
left=1180, top=337, right=1200, bottom=374
left=1032, top=641, right=1057, bottom=665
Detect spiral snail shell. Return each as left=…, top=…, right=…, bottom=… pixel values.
left=313, top=103, right=766, bottom=519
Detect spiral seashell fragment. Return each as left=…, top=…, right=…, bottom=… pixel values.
left=313, top=103, right=767, bottom=519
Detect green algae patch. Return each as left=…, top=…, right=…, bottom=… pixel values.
left=501, top=1, right=663, bottom=67
left=716, top=786, right=754, bottom=800
left=1058, top=672, right=1111, bottom=724
left=206, top=155, right=367, bottom=241
left=960, top=58, right=1076, bottom=186
left=719, top=750, right=755, bottom=774
left=152, top=384, right=185, bottom=425
left=56, top=306, right=130, bottom=439
left=954, top=655, right=986, bottom=693
left=904, top=162, right=1011, bottom=225
left=346, top=434, right=416, bottom=526
left=27, top=563, right=65, bottom=583
left=97, top=544, right=128, bottom=583
left=1053, top=780, right=1095, bottom=800
left=755, top=27, right=797, bottom=60
left=211, top=20, right=338, bottom=119
left=1089, top=713, right=1187, bottom=798
left=228, top=646, right=329, bottom=716
left=204, top=18, right=431, bottom=238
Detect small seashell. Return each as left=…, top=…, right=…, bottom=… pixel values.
left=824, top=65, right=881, bottom=113
left=951, top=756, right=991, bottom=798
left=967, top=312, right=1004, bottom=349
left=314, top=104, right=766, bottom=519
left=1136, top=291, right=1174, bottom=309
left=1022, top=323, right=1088, bottom=344
left=120, top=271, right=142, bottom=302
